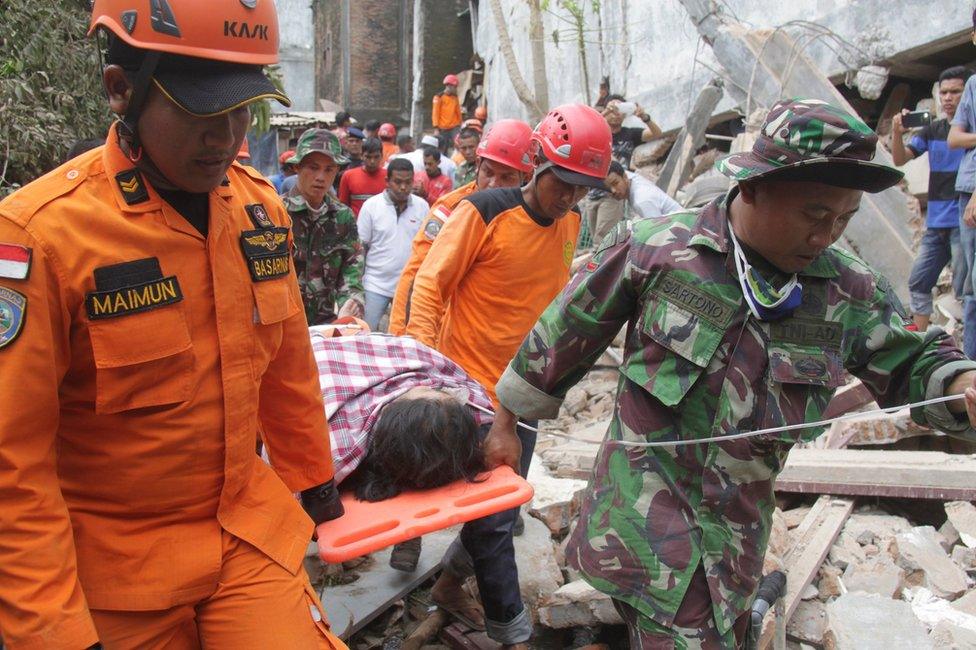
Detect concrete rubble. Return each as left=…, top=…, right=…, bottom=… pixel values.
left=338, top=361, right=976, bottom=649
left=890, top=526, right=969, bottom=600
left=823, top=593, right=932, bottom=649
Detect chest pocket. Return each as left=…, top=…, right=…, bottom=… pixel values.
left=629, top=298, right=726, bottom=406
left=764, top=317, right=846, bottom=441
left=88, top=303, right=194, bottom=414
left=252, top=279, right=301, bottom=325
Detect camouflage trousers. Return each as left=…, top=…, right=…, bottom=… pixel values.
left=611, top=564, right=750, bottom=650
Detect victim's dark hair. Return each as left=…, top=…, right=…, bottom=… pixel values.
left=353, top=396, right=486, bottom=502
left=608, top=160, right=626, bottom=176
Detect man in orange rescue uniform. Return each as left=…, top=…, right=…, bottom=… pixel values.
left=406, top=105, right=612, bottom=648
left=388, top=118, right=535, bottom=336
left=0, top=2, right=347, bottom=648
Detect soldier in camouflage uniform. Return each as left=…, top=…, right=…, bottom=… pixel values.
left=284, top=129, right=365, bottom=325
left=486, top=99, right=976, bottom=648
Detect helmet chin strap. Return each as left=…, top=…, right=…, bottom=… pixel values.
left=117, top=50, right=161, bottom=163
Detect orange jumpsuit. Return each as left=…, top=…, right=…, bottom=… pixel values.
left=388, top=181, right=476, bottom=335
left=405, top=187, right=579, bottom=403
left=0, top=125, right=343, bottom=649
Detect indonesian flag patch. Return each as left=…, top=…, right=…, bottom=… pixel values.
left=0, top=243, right=31, bottom=280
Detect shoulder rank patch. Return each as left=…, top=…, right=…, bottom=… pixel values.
left=0, top=243, right=32, bottom=280
left=245, top=203, right=274, bottom=229
left=0, top=286, right=26, bottom=349
left=86, top=257, right=183, bottom=320
left=240, top=227, right=291, bottom=281
left=115, top=169, right=149, bottom=205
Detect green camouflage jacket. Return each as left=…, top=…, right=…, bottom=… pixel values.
left=455, top=160, right=477, bottom=187
left=496, top=192, right=976, bottom=635
left=283, top=188, right=364, bottom=324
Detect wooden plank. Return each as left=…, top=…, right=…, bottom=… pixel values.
left=775, top=449, right=976, bottom=501
left=759, top=496, right=855, bottom=649
left=319, top=527, right=458, bottom=639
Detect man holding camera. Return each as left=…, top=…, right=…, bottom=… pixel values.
left=892, top=66, right=968, bottom=332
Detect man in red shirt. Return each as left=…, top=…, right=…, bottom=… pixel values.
left=338, top=138, right=386, bottom=216
left=415, top=148, right=454, bottom=205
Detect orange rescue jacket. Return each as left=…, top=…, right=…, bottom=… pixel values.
left=388, top=181, right=477, bottom=336
left=431, top=92, right=462, bottom=130
left=0, top=125, right=334, bottom=649
left=405, top=187, right=579, bottom=403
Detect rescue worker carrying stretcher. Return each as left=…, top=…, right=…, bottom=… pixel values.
left=0, top=1, right=346, bottom=648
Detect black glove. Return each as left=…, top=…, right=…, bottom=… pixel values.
left=300, top=479, right=345, bottom=526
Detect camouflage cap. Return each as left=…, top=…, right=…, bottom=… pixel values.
left=715, top=98, right=903, bottom=193
left=287, top=128, right=349, bottom=166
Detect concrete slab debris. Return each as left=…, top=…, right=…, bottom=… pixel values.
left=775, top=449, right=976, bottom=500
left=906, top=587, right=976, bottom=637
left=537, top=580, right=624, bottom=629
left=842, top=513, right=913, bottom=547
left=823, top=593, right=932, bottom=649
left=946, top=501, right=976, bottom=548
left=786, top=599, right=826, bottom=646
left=514, top=515, right=564, bottom=613
left=891, top=526, right=969, bottom=600
left=842, top=557, right=906, bottom=599
left=929, top=620, right=976, bottom=650
left=951, top=589, right=976, bottom=616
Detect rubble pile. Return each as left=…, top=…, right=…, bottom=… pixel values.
left=339, top=363, right=976, bottom=649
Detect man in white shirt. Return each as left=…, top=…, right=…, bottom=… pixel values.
left=392, top=134, right=458, bottom=179
left=603, top=160, right=683, bottom=222
left=358, top=157, right=430, bottom=330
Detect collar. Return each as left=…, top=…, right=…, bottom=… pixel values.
left=383, top=190, right=412, bottom=213
left=102, top=122, right=234, bottom=215
left=284, top=187, right=337, bottom=218
left=688, top=189, right=839, bottom=279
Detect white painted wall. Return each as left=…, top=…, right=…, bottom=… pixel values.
left=276, top=0, right=315, bottom=112
left=475, top=0, right=972, bottom=130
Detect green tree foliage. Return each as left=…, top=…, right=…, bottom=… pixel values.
left=0, top=0, right=112, bottom=197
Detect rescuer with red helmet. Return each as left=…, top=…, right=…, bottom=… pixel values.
left=388, top=118, right=536, bottom=336
left=432, top=73, right=463, bottom=149
left=404, top=105, right=612, bottom=649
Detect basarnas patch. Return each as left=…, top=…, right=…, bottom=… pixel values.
left=0, top=286, right=27, bottom=349
left=239, top=227, right=291, bottom=281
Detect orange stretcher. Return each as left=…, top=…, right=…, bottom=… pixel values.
left=315, top=466, right=534, bottom=563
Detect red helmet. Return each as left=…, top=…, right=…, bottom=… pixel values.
left=443, top=74, right=460, bottom=86
left=279, top=149, right=296, bottom=166
left=378, top=123, right=397, bottom=139
left=530, top=104, right=611, bottom=189
left=477, top=119, right=534, bottom=173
